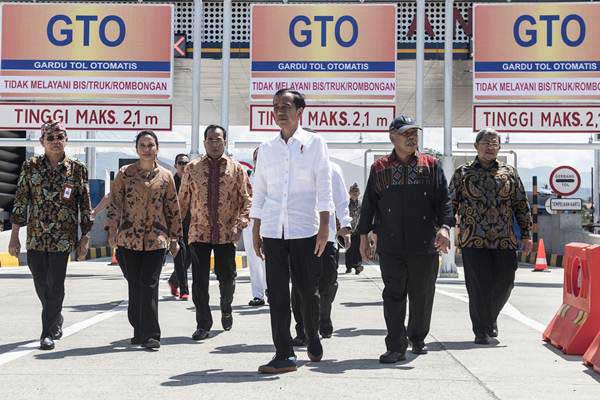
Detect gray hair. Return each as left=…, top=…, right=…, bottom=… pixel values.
left=475, top=128, right=500, bottom=144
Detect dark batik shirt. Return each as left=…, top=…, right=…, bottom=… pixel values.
left=349, top=198, right=361, bottom=232
left=449, top=157, right=533, bottom=250
left=11, top=154, right=93, bottom=252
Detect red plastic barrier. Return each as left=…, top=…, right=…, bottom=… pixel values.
left=542, top=243, right=600, bottom=355
left=583, top=331, right=600, bottom=374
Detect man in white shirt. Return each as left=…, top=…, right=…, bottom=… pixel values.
left=251, top=89, right=333, bottom=374
left=291, top=160, right=352, bottom=344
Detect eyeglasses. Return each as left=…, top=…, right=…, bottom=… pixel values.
left=45, top=134, right=66, bottom=142
left=177, top=161, right=189, bottom=166
left=478, top=141, right=500, bottom=148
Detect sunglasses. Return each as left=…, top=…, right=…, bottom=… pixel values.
left=45, top=134, right=66, bottom=142
left=177, top=160, right=189, bottom=166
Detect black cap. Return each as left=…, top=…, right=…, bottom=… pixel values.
left=389, top=115, right=422, bottom=134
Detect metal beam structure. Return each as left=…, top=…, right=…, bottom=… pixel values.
left=416, top=0, right=425, bottom=150
left=190, top=0, right=203, bottom=157
left=221, top=0, right=232, bottom=152
left=457, top=142, right=599, bottom=150
left=0, top=139, right=187, bottom=148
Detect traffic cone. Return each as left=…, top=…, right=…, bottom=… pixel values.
left=109, top=248, right=118, bottom=266
left=533, top=239, right=549, bottom=272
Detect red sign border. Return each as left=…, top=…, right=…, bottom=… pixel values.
left=0, top=102, right=173, bottom=131
left=473, top=104, right=600, bottom=133
left=549, top=165, right=581, bottom=196
left=250, top=104, right=396, bottom=133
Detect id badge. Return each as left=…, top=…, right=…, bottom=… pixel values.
left=62, top=183, right=74, bottom=201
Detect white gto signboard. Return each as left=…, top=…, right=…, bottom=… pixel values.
left=0, top=102, right=172, bottom=131
left=250, top=104, right=395, bottom=132
left=473, top=104, right=600, bottom=133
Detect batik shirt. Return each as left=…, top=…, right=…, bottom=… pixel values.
left=349, top=198, right=361, bottom=232
left=449, top=157, right=533, bottom=250
left=105, top=162, right=182, bottom=251
left=179, top=155, right=251, bottom=245
left=11, top=154, right=93, bottom=252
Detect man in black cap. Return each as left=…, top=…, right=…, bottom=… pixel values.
left=358, top=115, right=454, bottom=363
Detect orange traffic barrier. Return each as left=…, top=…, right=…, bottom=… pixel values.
left=533, top=239, right=549, bottom=272
left=543, top=243, right=600, bottom=355
left=110, top=248, right=118, bottom=266
left=583, top=331, right=600, bottom=374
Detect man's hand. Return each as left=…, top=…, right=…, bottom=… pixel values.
left=169, top=240, right=180, bottom=258
left=359, top=234, right=372, bottom=261
left=8, top=235, right=20, bottom=258
left=252, top=219, right=264, bottom=260
left=336, top=227, right=351, bottom=250
left=521, top=238, right=533, bottom=253
left=434, top=228, right=451, bottom=254
left=232, top=227, right=242, bottom=244
left=76, top=235, right=89, bottom=261
left=314, top=224, right=328, bottom=257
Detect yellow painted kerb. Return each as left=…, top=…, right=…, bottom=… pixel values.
left=0, top=252, right=19, bottom=267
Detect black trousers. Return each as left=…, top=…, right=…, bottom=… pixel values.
left=263, top=236, right=322, bottom=358
left=119, top=248, right=166, bottom=341
left=27, top=250, right=70, bottom=339
left=461, top=247, right=518, bottom=335
left=168, top=238, right=192, bottom=295
left=378, top=252, right=439, bottom=353
left=292, top=241, right=338, bottom=338
left=189, top=242, right=237, bottom=331
left=345, top=232, right=362, bottom=270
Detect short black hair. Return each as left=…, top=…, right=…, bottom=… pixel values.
left=135, top=130, right=158, bottom=147
left=274, top=88, right=306, bottom=109
left=204, top=124, right=227, bottom=140
left=475, top=128, right=500, bottom=144
left=174, top=153, right=189, bottom=164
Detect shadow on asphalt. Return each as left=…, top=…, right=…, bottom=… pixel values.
left=541, top=342, right=586, bottom=362
left=210, top=343, right=275, bottom=354
left=0, top=339, right=36, bottom=354
left=64, top=300, right=122, bottom=312
left=436, top=280, right=563, bottom=289
left=161, top=369, right=280, bottom=385
left=301, top=358, right=413, bottom=373
left=340, top=301, right=383, bottom=308
left=333, top=327, right=387, bottom=337
left=582, top=368, right=600, bottom=383
left=429, top=340, right=507, bottom=351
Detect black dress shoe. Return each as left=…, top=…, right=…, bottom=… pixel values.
left=222, top=313, right=233, bottom=331
left=355, top=265, right=364, bottom=275
left=248, top=298, right=265, bottom=307
left=130, top=336, right=143, bottom=345
left=411, top=342, right=428, bottom=355
left=474, top=333, right=491, bottom=345
left=487, top=323, right=498, bottom=338
left=379, top=350, right=405, bottom=364
left=321, top=332, right=332, bottom=339
left=291, top=336, right=307, bottom=347
left=258, top=355, right=297, bottom=374
left=192, top=329, right=209, bottom=341
left=307, top=338, right=323, bottom=362
left=142, top=338, right=160, bottom=349
left=40, top=337, right=55, bottom=350
left=51, top=326, right=63, bottom=340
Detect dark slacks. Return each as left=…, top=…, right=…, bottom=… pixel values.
left=168, top=238, right=192, bottom=295
left=27, top=250, right=70, bottom=339
left=263, top=236, right=322, bottom=358
left=292, top=241, right=338, bottom=338
left=119, top=248, right=166, bottom=341
left=378, top=252, right=439, bottom=353
left=461, top=247, right=517, bottom=335
left=189, top=242, right=237, bottom=331
left=345, top=232, right=362, bottom=270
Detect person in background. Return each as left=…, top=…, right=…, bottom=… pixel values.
left=105, top=130, right=182, bottom=349
left=345, top=183, right=363, bottom=274
left=9, top=121, right=92, bottom=351
left=243, top=147, right=267, bottom=307
left=168, top=153, right=192, bottom=300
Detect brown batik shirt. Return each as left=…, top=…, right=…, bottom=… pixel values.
left=105, top=162, right=182, bottom=251
left=11, top=154, right=93, bottom=253
left=449, top=157, right=533, bottom=250
left=179, top=154, right=251, bottom=245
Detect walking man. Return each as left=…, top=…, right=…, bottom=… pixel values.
left=8, top=121, right=92, bottom=350
left=251, top=89, right=333, bottom=373
left=168, top=153, right=192, bottom=300
left=359, top=115, right=454, bottom=363
left=179, top=125, right=251, bottom=340
left=449, top=128, right=533, bottom=344
left=345, top=183, right=363, bottom=274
